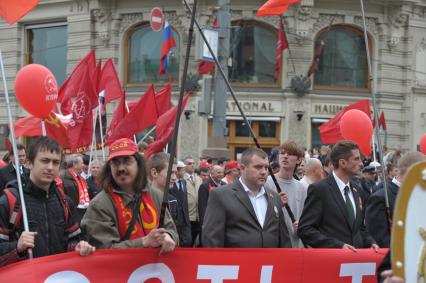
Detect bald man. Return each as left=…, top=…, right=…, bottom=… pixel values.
left=300, top=158, right=324, bottom=190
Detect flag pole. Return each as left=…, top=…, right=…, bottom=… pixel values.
left=0, top=49, right=33, bottom=259
left=182, top=0, right=296, bottom=223
left=359, top=0, right=391, bottom=230
left=41, top=120, right=46, bottom=136
left=124, top=101, right=138, bottom=144
left=139, top=126, right=156, bottom=144
left=97, top=99, right=106, bottom=161
left=159, top=0, right=198, bottom=226
left=88, top=112, right=97, bottom=177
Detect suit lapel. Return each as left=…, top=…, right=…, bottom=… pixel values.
left=232, top=181, right=262, bottom=228
left=327, top=175, right=354, bottom=230
left=263, top=190, right=276, bottom=227
left=350, top=182, right=362, bottom=228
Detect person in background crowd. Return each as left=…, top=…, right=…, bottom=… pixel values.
left=138, top=141, right=148, bottom=155
left=81, top=154, right=90, bottom=180
left=321, top=153, right=333, bottom=178
left=198, top=165, right=226, bottom=239
left=169, top=161, right=192, bottom=247
left=295, top=158, right=306, bottom=180
left=198, top=166, right=210, bottom=183
left=358, top=165, right=378, bottom=205
left=300, top=158, right=323, bottom=190
left=222, top=160, right=240, bottom=185
left=81, top=138, right=178, bottom=253
left=0, top=137, right=95, bottom=267
left=366, top=151, right=425, bottom=248
left=146, top=153, right=179, bottom=236
left=265, top=141, right=306, bottom=248
left=86, top=160, right=103, bottom=198
left=298, top=141, right=378, bottom=251
left=62, top=154, right=92, bottom=223
left=0, top=144, right=29, bottom=195
left=183, top=156, right=203, bottom=246
left=202, top=147, right=291, bottom=248
left=369, top=161, right=383, bottom=185
left=217, top=157, right=229, bottom=169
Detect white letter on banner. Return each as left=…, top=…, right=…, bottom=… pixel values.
left=128, top=263, right=175, bottom=283
left=339, top=263, right=376, bottom=283
left=260, top=266, right=273, bottom=283
left=197, top=265, right=239, bottom=283
left=44, top=271, right=90, bottom=283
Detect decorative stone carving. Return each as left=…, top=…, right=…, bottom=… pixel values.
left=297, top=6, right=312, bottom=22
left=119, top=13, right=144, bottom=33
left=70, top=0, right=89, bottom=13
left=164, top=11, right=183, bottom=28
left=386, top=7, right=409, bottom=50
left=353, top=16, right=379, bottom=37
left=312, top=14, right=344, bottom=33
left=92, top=8, right=112, bottom=47
left=418, top=38, right=426, bottom=52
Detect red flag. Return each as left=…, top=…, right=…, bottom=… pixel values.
left=14, top=112, right=70, bottom=149
left=106, top=85, right=158, bottom=144
left=307, top=40, right=325, bottom=77
left=0, top=0, right=39, bottom=25
left=379, top=112, right=386, bottom=130
left=105, top=92, right=127, bottom=142
left=156, top=83, right=172, bottom=115
left=58, top=50, right=96, bottom=115
left=256, top=0, right=300, bottom=17
left=144, top=94, right=190, bottom=158
left=275, top=17, right=288, bottom=80
left=319, top=99, right=371, bottom=144
left=99, top=59, right=123, bottom=104
left=67, top=68, right=96, bottom=151
left=198, top=16, right=218, bottom=75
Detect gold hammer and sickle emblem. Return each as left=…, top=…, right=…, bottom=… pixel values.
left=45, top=113, right=61, bottom=128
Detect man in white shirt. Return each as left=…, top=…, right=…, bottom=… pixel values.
left=201, top=147, right=291, bottom=248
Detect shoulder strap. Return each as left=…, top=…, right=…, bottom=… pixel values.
left=54, top=181, right=70, bottom=224
left=4, top=188, right=22, bottom=228
left=122, top=193, right=142, bottom=241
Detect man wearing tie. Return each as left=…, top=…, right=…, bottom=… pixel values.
left=169, top=161, right=192, bottom=247
left=298, top=141, right=379, bottom=251
left=0, top=144, right=28, bottom=195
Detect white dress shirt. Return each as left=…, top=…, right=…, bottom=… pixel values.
left=332, top=171, right=356, bottom=217
left=391, top=177, right=401, bottom=188
left=239, top=178, right=268, bottom=228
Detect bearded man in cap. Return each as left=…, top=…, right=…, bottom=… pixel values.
left=81, top=138, right=178, bottom=253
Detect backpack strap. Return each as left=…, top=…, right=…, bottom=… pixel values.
left=4, top=188, right=22, bottom=229
left=54, top=177, right=70, bottom=224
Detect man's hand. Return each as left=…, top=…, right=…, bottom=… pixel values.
left=370, top=243, right=380, bottom=253
left=75, top=240, right=96, bottom=256
left=279, top=192, right=288, bottom=206
left=17, top=231, right=37, bottom=253
left=381, top=270, right=405, bottom=283
left=292, top=220, right=299, bottom=233
left=342, top=243, right=357, bottom=252
left=159, top=233, right=176, bottom=255
left=142, top=228, right=167, bottom=248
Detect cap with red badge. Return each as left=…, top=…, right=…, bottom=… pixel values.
left=199, top=161, right=212, bottom=169
left=108, top=138, right=138, bottom=160
left=226, top=160, right=240, bottom=171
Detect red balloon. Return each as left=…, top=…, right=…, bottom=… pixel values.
left=14, top=64, right=58, bottom=118
left=420, top=133, right=426, bottom=154
left=340, top=109, right=373, bottom=156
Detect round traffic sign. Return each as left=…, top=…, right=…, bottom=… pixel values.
left=150, top=7, right=164, bottom=32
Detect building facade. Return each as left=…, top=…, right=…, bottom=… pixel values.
left=1, top=0, right=426, bottom=160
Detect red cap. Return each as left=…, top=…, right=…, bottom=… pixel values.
left=108, top=138, right=138, bottom=160
left=226, top=160, right=240, bottom=171
left=0, top=159, right=6, bottom=169
left=199, top=161, right=212, bottom=169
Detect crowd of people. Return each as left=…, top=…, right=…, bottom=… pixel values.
left=0, top=136, right=424, bottom=283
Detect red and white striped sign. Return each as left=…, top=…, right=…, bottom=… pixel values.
left=150, top=7, right=164, bottom=32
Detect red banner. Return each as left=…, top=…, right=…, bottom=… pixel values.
left=0, top=248, right=386, bottom=282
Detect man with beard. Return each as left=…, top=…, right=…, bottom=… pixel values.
left=81, top=138, right=178, bottom=253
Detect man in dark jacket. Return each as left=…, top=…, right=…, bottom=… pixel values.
left=0, top=144, right=29, bottom=195
left=0, top=137, right=95, bottom=267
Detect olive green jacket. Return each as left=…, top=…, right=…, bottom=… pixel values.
left=81, top=186, right=178, bottom=249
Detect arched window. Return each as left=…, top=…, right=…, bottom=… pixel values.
left=125, top=23, right=180, bottom=85
left=314, top=25, right=370, bottom=91
left=229, top=20, right=279, bottom=86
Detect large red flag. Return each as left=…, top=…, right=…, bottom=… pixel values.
left=144, top=94, right=190, bottom=158
left=379, top=112, right=387, bottom=130
left=58, top=50, right=96, bottom=115
left=319, top=99, right=371, bottom=144
left=275, top=17, right=288, bottom=80
left=67, top=68, right=96, bottom=151
left=256, top=0, right=300, bottom=17
left=105, top=92, right=127, bottom=142
left=0, top=0, right=39, bottom=25
left=14, top=112, right=70, bottom=148
left=99, top=59, right=123, bottom=104
left=156, top=83, right=172, bottom=115
left=106, top=85, right=158, bottom=144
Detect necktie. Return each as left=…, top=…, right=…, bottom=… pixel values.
left=344, top=186, right=355, bottom=226
left=190, top=175, right=194, bottom=183
left=178, top=180, right=182, bottom=191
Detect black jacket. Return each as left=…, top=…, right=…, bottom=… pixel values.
left=169, top=179, right=192, bottom=247
left=198, top=177, right=226, bottom=225
left=0, top=163, right=29, bottom=195
left=0, top=179, right=81, bottom=266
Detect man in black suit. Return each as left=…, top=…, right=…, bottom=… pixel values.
left=202, top=148, right=291, bottom=248
left=298, top=140, right=378, bottom=250
left=169, top=161, right=192, bottom=247
left=366, top=151, right=425, bottom=248
left=0, top=144, right=28, bottom=195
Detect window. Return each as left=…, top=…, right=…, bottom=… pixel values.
left=314, top=25, right=370, bottom=91
left=229, top=20, right=278, bottom=85
left=27, top=24, right=68, bottom=85
left=125, top=23, right=180, bottom=85
left=208, top=119, right=280, bottom=159
left=0, top=125, right=9, bottom=151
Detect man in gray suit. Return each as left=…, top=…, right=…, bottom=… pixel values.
left=201, top=148, right=291, bottom=248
